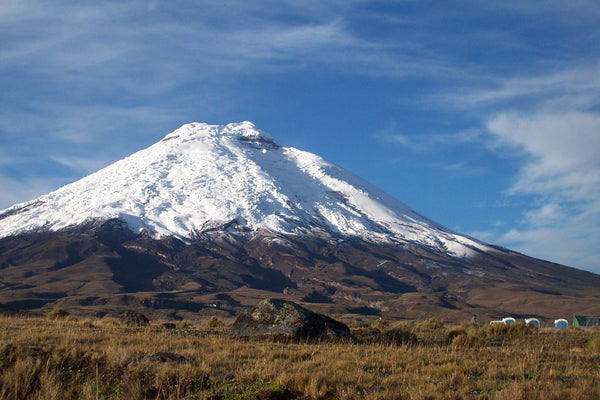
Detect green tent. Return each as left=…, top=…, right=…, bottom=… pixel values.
left=573, top=316, right=600, bottom=327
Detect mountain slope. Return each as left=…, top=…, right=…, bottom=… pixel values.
left=1, top=222, right=599, bottom=322
left=0, top=121, right=599, bottom=322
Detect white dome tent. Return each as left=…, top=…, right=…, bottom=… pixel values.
left=554, top=319, right=568, bottom=329
left=525, top=318, right=540, bottom=328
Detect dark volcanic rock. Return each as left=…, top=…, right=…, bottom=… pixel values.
left=229, top=298, right=352, bottom=340
left=119, top=310, right=150, bottom=327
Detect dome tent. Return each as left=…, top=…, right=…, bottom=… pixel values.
left=554, top=319, right=568, bottom=329
left=525, top=318, right=540, bottom=328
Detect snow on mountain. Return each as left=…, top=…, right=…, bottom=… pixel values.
left=0, top=121, right=491, bottom=257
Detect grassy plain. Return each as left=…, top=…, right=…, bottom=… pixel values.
left=0, top=313, right=599, bottom=399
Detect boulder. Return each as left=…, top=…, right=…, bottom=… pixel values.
left=119, top=310, right=150, bottom=327
left=229, top=298, right=352, bottom=340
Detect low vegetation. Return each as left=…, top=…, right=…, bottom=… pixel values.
left=1, top=314, right=599, bottom=399
left=46, top=307, right=71, bottom=320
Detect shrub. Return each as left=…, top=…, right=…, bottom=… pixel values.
left=447, top=328, right=467, bottom=343
left=47, top=307, right=70, bottom=320
left=348, top=320, right=370, bottom=329
left=377, top=328, right=417, bottom=346
left=160, top=322, right=177, bottom=330
left=390, top=320, right=415, bottom=332
left=447, top=324, right=484, bottom=348
left=416, top=318, right=445, bottom=330
left=451, top=332, right=483, bottom=349
left=206, top=316, right=225, bottom=330
left=175, top=320, right=192, bottom=329
left=350, top=326, right=381, bottom=343
left=484, top=322, right=536, bottom=337
left=587, top=336, right=600, bottom=352
left=119, top=311, right=150, bottom=327
left=370, top=317, right=389, bottom=330
left=80, top=320, right=95, bottom=328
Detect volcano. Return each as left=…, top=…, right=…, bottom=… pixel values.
left=1, top=122, right=598, bottom=322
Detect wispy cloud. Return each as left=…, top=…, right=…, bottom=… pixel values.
left=500, top=222, right=600, bottom=271
left=483, top=109, right=600, bottom=271
left=0, top=0, right=473, bottom=99
left=486, top=111, right=600, bottom=201
left=419, top=62, right=600, bottom=272
left=377, top=121, right=483, bottom=153
left=448, top=65, right=600, bottom=113
left=382, top=59, right=600, bottom=272
left=442, top=161, right=487, bottom=177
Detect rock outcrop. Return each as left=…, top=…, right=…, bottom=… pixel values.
left=229, top=298, right=352, bottom=340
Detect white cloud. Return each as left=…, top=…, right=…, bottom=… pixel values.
left=482, top=109, right=600, bottom=273
left=393, top=61, right=600, bottom=272
left=500, top=222, right=600, bottom=273
left=522, top=203, right=566, bottom=227
left=418, top=56, right=600, bottom=273
left=486, top=111, right=600, bottom=202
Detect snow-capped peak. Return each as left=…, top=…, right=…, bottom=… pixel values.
left=0, top=122, right=492, bottom=257
left=161, top=121, right=278, bottom=146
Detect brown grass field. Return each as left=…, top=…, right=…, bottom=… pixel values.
left=1, top=312, right=599, bottom=399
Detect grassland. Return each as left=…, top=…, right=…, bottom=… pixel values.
left=1, top=313, right=599, bottom=399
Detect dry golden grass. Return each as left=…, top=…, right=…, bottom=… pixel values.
left=0, top=314, right=599, bottom=399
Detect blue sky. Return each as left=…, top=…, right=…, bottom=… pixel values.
left=2, top=1, right=600, bottom=273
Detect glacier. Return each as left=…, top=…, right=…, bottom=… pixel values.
left=0, top=121, right=492, bottom=257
